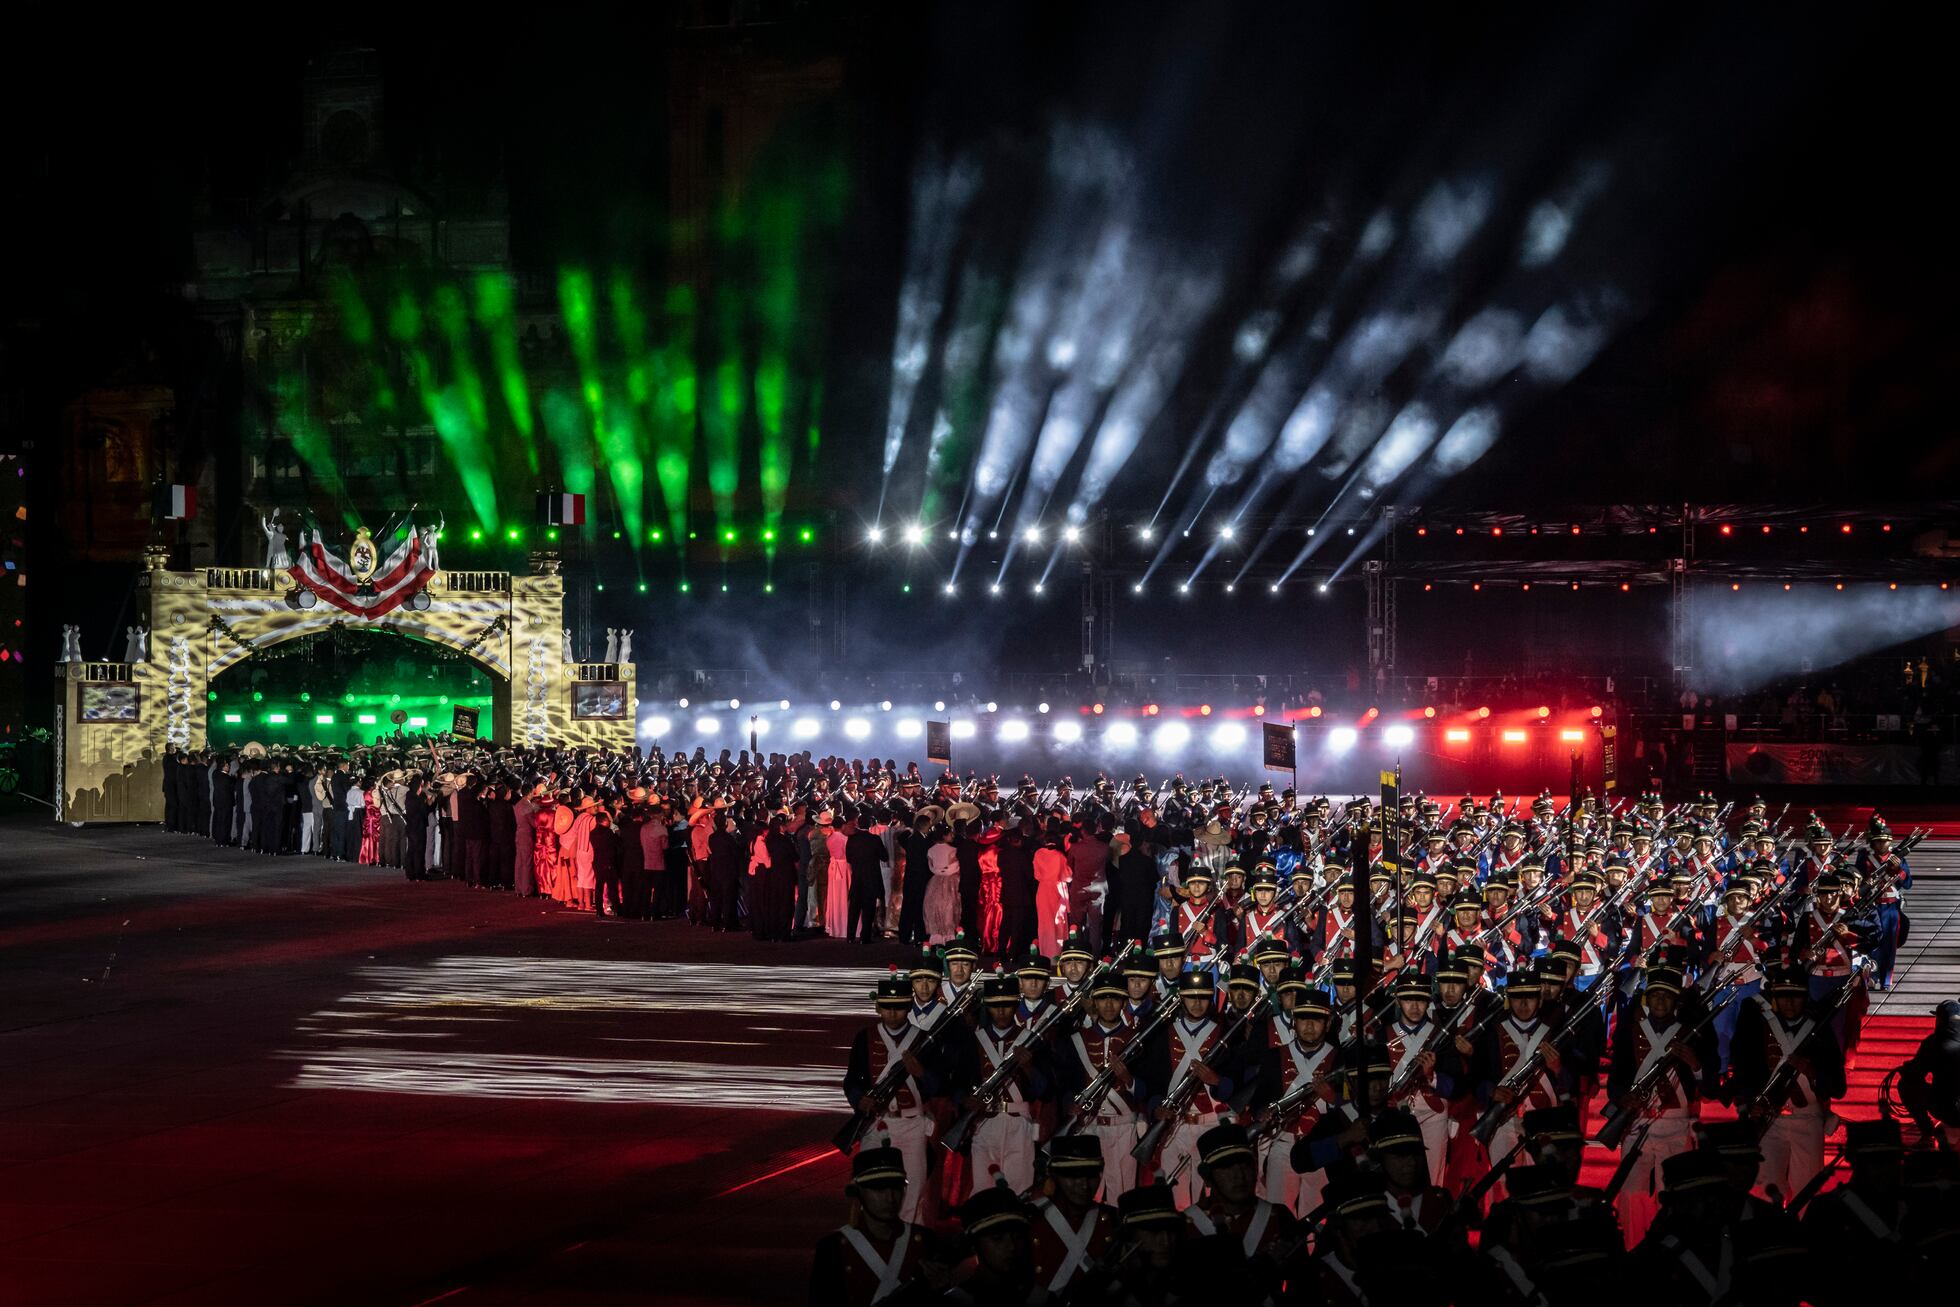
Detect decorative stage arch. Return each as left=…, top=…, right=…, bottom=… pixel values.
left=56, top=549, right=635, bottom=824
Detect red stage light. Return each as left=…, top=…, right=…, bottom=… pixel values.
left=1783, top=583, right=1792, bottom=591
left=1720, top=524, right=1732, bottom=536
left=1521, top=582, right=1531, bottom=591
left=1731, top=583, right=1740, bottom=591
left=1423, top=583, right=1432, bottom=592
left=1199, top=704, right=1213, bottom=717
left=1841, top=523, right=1853, bottom=534
left=1590, top=705, right=1603, bottom=718
left=1423, top=706, right=1436, bottom=718
left=1570, top=525, right=1581, bottom=535
left=1308, top=705, right=1323, bottom=718
left=1472, top=583, right=1482, bottom=592
left=1143, top=703, right=1160, bottom=717
left=1091, top=702, right=1105, bottom=715
left=1500, top=729, right=1527, bottom=744
left=1456, top=527, right=1465, bottom=536
left=1889, top=582, right=1898, bottom=591
left=1883, top=523, right=1892, bottom=532
left=1417, top=527, right=1427, bottom=536
left=1477, top=706, right=1491, bottom=719
left=1252, top=704, right=1266, bottom=717
left=1835, top=583, right=1844, bottom=591
left=1620, top=583, right=1630, bottom=592
left=1492, top=527, right=1503, bottom=536
left=1364, top=707, right=1380, bottom=720
left=1444, top=728, right=1471, bottom=743
left=1571, top=582, right=1579, bottom=591
left=1762, top=525, right=1772, bottom=534
left=1559, top=729, right=1585, bottom=742
left=1800, top=525, right=1810, bottom=533
left=1536, top=706, right=1550, bottom=718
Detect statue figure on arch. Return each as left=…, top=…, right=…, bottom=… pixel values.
left=562, top=627, right=575, bottom=663
left=423, top=512, right=444, bottom=573
left=260, top=511, right=293, bottom=572
left=604, top=628, right=619, bottom=664
left=617, top=629, right=633, bottom=664
left=61, top=624, right=84, bottom=663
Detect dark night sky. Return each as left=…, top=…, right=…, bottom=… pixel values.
left=8, top=2, right=1957, bottom=506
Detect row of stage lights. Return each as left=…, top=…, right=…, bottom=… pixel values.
left=865, top=522, right=1361, bottom=547
left=643, top=699, right=1603, bottom=750
left=1413, top=521, right=1898, bottom=538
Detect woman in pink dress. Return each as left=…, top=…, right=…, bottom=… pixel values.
left=1033, top=836, right=1069, bottom=959
left=358, top=780, right=382, bottom=865
left=532, top=797, right=560, bottom=900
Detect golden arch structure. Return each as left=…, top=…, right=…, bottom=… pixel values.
left=57, top=550, right=636, bottom=823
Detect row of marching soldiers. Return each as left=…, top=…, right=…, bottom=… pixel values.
left=819, top=827, right=1950, bottom=1304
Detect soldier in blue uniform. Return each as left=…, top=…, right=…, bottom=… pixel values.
left=1853, top=819, right=1911, bottom=990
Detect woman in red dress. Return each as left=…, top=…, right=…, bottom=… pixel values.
left=532, top=796, right=561, bottom=900
left=358, top=779, right=383, bottom=865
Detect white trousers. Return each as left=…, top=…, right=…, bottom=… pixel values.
left=1757, top=1106, right=1826, bottom=1204
left=863, top=1112, right=933, bottom=1224
left=1408, top=1098, right=1453, bottom=1188
left=300, top=812, right=319, bottom=854
left=1159, top=1116, right=1218, bottom=1208
left=1260, top=1131, right=1328, bottom=1217
left=1616, top=1109, right=1695, bottom=1248
left=1089, top=1119, right=1139, bottom=1202
left=970, top=1112, right=1037, bottom=1197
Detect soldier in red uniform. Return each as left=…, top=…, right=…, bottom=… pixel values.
left=1368, top=1108, right=1458, bottom=1241
left=1478, top=967, right=1571, bottom=1174
left=948, top=1181, right=1037, bottom=1305
left=1055, top=971, right=1146, bottom=1199
left=1604, top=966, right=1709, bottom=1245
left=1240, top=866, right=1289, bottom=953
left=1142, top=969, right=1232, bottom=1207
left=1252, top=984, right=1342, bottom=1215
left=1383, top=972, right=1456, bottom=1185
left=1174, top=866, right=1224, bottom=968
left=1310, top=1172, right=1398, bottom=1306
left=1027, top=1135, right=1117, bottom=1298
left=844, top=975, right=946, bottom=1222
left=1731, top=963, right=1846, bottom=1203
left=808, top=1146, right=929, bottom=1307
left=962, top=974, right=1052, bottom=1198
left=1184, top=1121, right=1298, bottom=1291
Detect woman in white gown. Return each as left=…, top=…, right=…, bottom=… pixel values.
left=824, top=819, right=852, bottom=938
left=923, top=827, right=962, bottom=944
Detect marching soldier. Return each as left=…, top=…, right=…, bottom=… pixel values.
left=963, top=975, right=1051, bottom=1197
left=1016, top=953, right=1057, bottom=1026
left=1252, top=984, right=1342, bottom=1215
left=909, top=951, right=951, bottom=1032
left=1055, top=932, right=1097, bottom=1005
left=942, top=937, right=981, bottom=1016
left=1478, top=967, right=1572, bottom=1171
left=1556, top=870, right=1617, bottom=991
left=1121, top=953, right=1159, bottom=1023
left=1854, top=819, right=1911, bottom=990
left=948, top=1181, right=1037, bottom=1306
left=845, top=975, right=951, bottom=1223
left=1240, top=866, right=1289, bottom=951
left=1701, top=878, right=1766, bottom=1072
left=1798, top=1116, right=1906, bottom=1296
left=1183, top=1121, right=1298, bottom=1289
left=808, top=1146, right=929, bottom=1307
left=1731, top=963, right=1846, bottom=1203
left=1173, top=866, right=1224, bottom=969
left=1055, top=969, right=1146, bottom=1199
left=1604, top=966, right=1709, bottom=1246
left=1310, top=1173, right=1398, bottom=1307
left=1028, top=1136, right=1118, bottom=1297
left=1142, top=969, right=1234, bottom=1207
left=1789, top=818, right=1838, bottom=893
left=1383, top=972, right=1457, bottom=1185
left=1291, top=1046, right=1396, bottom=1183
left=1147, top=932, right=1186, bottom=1003
left=1369, top=1108, right=1459, bottom=1240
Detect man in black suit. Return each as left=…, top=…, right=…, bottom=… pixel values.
left=844, top=810, right=890, bottom=945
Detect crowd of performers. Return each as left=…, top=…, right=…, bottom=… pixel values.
left=822, top=790, right=1958, bottom=1305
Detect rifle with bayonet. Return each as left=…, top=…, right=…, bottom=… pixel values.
left=1594, top=987, right=1740, bottom=1150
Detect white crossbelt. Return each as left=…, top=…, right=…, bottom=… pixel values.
left=1041, top=1202, right=1102, bottom=1291
left=840, top=1225, right=911, bottom=1303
